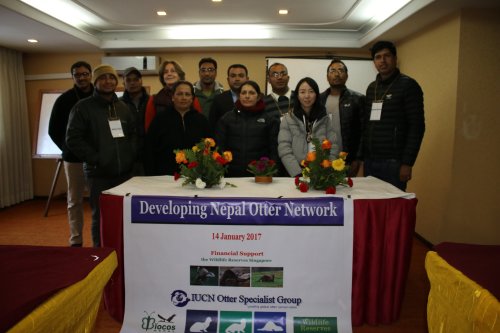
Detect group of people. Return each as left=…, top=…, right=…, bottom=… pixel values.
left=48, top=40, right=425, bottom=247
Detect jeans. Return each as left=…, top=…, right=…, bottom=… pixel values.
left=63, top=162, right=86, bottom=245
left=86, top=175, right=131, bottom=247
left=363, top=158, right=407, bottom=191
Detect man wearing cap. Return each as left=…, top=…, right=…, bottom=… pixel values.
left=357, top=41, right=425, bottom=191
left=66, top=64, right=137, bottom=247
left=48, top=60, right=94, bottom=247
left=120, top=67, right=149, bottom=175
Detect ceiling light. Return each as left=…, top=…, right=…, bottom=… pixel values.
left=157, top=11, right=167, bottom=16
left=212, top=0, right=222, bottom=2
left=278, top=9, right=288, bottom=15
left=27, top=39, right=38, bottom=43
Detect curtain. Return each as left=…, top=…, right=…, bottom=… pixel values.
left=0, top=47, right=33, bottom=208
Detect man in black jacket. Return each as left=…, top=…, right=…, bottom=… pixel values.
left=320, top=59, right=365, bottom=177
left=358, top=41, right=425, bottom=191
left=48, top=61, right=93, bottom=247
left=66, top=64, right=137, bottom=247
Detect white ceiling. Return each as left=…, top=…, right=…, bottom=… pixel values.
left=0, top=0, right=498, bottom=53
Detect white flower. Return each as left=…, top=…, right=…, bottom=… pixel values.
left=195, top=178, right=206, bottom=189
left=218, top=177, right=226, bottom=189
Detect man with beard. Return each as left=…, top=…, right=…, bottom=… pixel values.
left=194, top=57, right=224, bottom=119
left=320, top=59, right=365, bottom=176
left=48, top=61, right=93, bottom=247
left=66, top=64, right=137, bottom=247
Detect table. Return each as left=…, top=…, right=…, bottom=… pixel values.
left=0, top=245, right=117, bottom=333
left=425, top=243, right=500, bottom=333
left=100, top=176, right=417, bottom=326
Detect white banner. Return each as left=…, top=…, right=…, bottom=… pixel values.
left=121, top=195, right=353, bottom=333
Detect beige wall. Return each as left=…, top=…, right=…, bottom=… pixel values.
left=398, top=9, right=500, bottom=245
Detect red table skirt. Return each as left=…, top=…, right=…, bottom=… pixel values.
left=101, top=194, right=417, bottom=326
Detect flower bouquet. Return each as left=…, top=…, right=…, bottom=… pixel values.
left=174, top=138, right=234, bottom=189
left=247, top=157, right=278, bottom=183
left=295, top=138, right=353, bottom=194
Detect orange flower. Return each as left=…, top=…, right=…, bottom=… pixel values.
left=339, top=151, right=348, bottom=160
left=175, top=151, right=187, bottom=164
left=306, top=151, right=316, bottom=162
left=223, top=151, right=233, bottom=162
left=212, top=151, right=221, bottom=160
left=321, top=159, right=331, bottom=168
left=204, top=138, right=216, bottom=147
left=321, top=139, right=332, bottom=150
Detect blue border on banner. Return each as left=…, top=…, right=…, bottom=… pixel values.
left=131, top=195, right=344, bottom=226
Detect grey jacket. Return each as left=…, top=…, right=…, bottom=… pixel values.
left=278, top=112, right=339, bottom=177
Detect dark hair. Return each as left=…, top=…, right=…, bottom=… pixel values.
left=238, top=80, right=261, bottom=96
left=158, top=60, right=186, bottom=87
left=199, top=57, right=217, bottom=69
left=327, top=59, right=348, bottom=73
left=293, top=77, right=323, bottom=120
left=267, top=62, right=288, bottom=76
left=172, top=80, right=195, bottom=97
left=370, top=41, right=397, bottom=59
left=70, top=61, right=91, bottom=74
left=227, top=64, right=248, bottom=76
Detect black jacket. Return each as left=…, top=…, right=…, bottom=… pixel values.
left=359, top=69, right=425, bottom=166
left=48, top=84, right=94, bottom=162
left=66, top=91, right=137, bottom=178
left=319, top=86, right=365, bottom=163
left=216, top=102, right=279, bottom=177
left=209, top=90, right=236, bottom=131
left=144, top=107, right=211, bottom=176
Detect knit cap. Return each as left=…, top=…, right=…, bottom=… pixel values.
left=93, top=64, right=118, bottom=83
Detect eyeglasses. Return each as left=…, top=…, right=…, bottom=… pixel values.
left=328, top=68, right=346, bottom=74
left=200, top=68, right=216, bottom=73
left=270, top=71, right=288, bottom=78
left=73, top=72, right=90, bottom=79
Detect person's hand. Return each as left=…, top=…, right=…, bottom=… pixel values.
left=348, top=160, right=361, bottom=177
left=400, top=164, right=412, bottom=182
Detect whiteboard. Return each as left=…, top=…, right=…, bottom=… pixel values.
left=265, top=57, right=377, bottom=96
left=34, top=90, right=124, bottom=158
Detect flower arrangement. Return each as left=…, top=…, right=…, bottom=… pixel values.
left=295, top=138, right=353, bottom=194
left=247, top=157, right=279, bottom=177
left=174, top=138, right=234, bottom=189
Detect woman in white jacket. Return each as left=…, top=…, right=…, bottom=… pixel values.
left=278, top=77, right=339, bottom=177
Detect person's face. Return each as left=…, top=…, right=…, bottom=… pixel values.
left=297, top=81, right=316, bottom=111
left=199, top=62, right=217, bottom=85
left=373, top=48, right=397, bottom=78
left=163, top=63, right=180, bottom=87
left=72, top=66, right=92, bottom=90
left=123, top=74, right=142, bottom=94
left=239, top=84, right=259, bottom=108
left=94, top=74, right=117, bottom=94
left=227, top=67, right=248, bottom=92
left=172, top=83, right=193, bottom=112
left=268, top=64, right=289, bottom=91
left=327, top=62, right=348, bottom=88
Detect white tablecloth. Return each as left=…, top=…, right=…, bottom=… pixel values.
left=104, top=176, right=415, bottom=200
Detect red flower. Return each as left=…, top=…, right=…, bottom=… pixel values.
left=347, top=177, right=353, bottom=187
left=325, top=186, right=336, bottom=194
left=174, top=172, right=180, bottom=181
left=298, top=182, right=309, bottom=193
left=294, top=176, right=300, bottom=186
left=187, top=161, right=198, bottom=169
left=215, top=156, right=227, bottom=165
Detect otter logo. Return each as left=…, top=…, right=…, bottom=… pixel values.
left=171, top=290, right=190, bottom=307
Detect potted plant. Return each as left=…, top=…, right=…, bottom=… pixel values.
left=247, top=157, right=279, bottom=183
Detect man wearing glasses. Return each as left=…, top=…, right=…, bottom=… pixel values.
left=264, top=63, right=295, bottom=119
left=49, top=61, right=94, bottom=247
left=194, top=57, right=224, bottom=119
left=320, top=59, right=365, bottom=177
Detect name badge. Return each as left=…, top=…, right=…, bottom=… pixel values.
left=108, top=119, right=125, bottom=138
left=370, top=101, right=383, bottom=121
